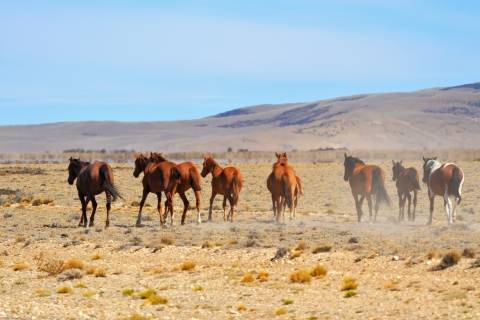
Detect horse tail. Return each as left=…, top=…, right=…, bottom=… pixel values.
left=449, top=167, right=464, bottom=205
left=100, top=166, right=123, bottom=202
left=296, top=176, right=304, bottom=196
left=372, top=168, right=391, bottom=206
left=231, top=174, right=240, bottom=206
left=283, top=177, right=294, bottom=210
left=189, top=167, right=202, bottom=192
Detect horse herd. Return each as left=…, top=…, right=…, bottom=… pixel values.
left=66, top=152, right=465, bottom=228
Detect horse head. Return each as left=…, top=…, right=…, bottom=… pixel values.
left=422, top=156, right=438, bottom=184
left=67, top=157, right=82, bottom=185
left=133, top=153, right=149, bottom=178
left=201, top=155, right=215, bottom=177
left=275, top=152, right=288, bottom=165
left=391, top=160, right=404, bottom=181
left=343, top=153, right=364, bottom=182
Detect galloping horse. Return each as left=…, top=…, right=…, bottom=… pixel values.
left=267, top=152, right=299, bottom=222
left=422, top=157, right=464, bottom=225
left=133, top=153, right=202, bottom=226
left=392, top=160, right=420, bottom=221
left=67, top=157, right=123, bottom=228
left=343, top=153, right=390, bottom=222
left=133, top=153, right=175, bottom=226
left=201, top=156, right=243, bottom=222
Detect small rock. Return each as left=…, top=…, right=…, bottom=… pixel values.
left=58, top=269, right=83, bottom=282
left=348, top=237, right=359, bottom=244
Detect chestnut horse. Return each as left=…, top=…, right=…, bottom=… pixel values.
left=392, top=160, right=420, bottom=222
left=201, top=156, right=243, bottom=222
left=343, top=153, right=391, bottom=222
left=422, top=157, right=464, bottom=225
left=267, top=152, right=298, bottom=222
left=133, top=153, right=202, bottom=226
left=67, top=157, right=122, bottom=228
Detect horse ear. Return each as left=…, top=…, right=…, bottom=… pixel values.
left=275, top=152, right=280, bottom=158
left=400, top=160, right=403, bottom=164
left=69, top=157, right=73, bottom=161
left=344, top=153, right=347, bottom=159
left=422, top=156, right=426, bottom=162
left=392, top=160, right=395, bottom=165
left=433, top=157, right=437, bottom=160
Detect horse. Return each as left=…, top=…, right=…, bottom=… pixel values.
left=343, top=153, right=391, bottom=222
left=391, top=160, right=420, bottom=222
left=133, top=153, right=176, bottom=227
left=201, top=155, right=243, bottom=222
left=67, top=157, right=122, bottom=228
left=133, top=153, right=202, bottom=226
left=267, top=152, right=298, bottom=222
left=422, top=157, right=464, bottom=225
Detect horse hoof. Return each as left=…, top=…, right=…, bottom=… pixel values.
left=135, top=222, right=144, bottom=228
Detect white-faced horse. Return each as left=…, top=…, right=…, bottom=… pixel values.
left=422, top=157, right=464, bottom=225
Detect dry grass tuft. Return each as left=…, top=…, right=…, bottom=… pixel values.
left=83, top=290, right=96, bottom=298
left=123, top=314, right=152, bottom=320
left=13, top=262, right=29, bottom=271
left=289, top=250, right=303, bottom=259
left=430, top=251, right=461, bottom=271
left=74, top=282, right=87, bottom=289
left=137, top=288, right=156, bottom=299
left=150, top=266, right=163, bottom=274
left=86, top=267, right=96, bottom=275
left=426, top=249, right=441, bottom=260
left=463, top=248, right=476, bottom=259
left=257, top=271, right=269, bottom=282
left=35, top=288, right=51, bottom=297
left=161, top=236, right=175, bottom=245
left=145, top=294, right=168, bottom=305
left=63, top=258, right=84, bottom=270
left=384, top=280, right=400, bottom=291
left=180, top=261, right=196, bottom=271
left=94, top=268, right=107, bottom=277
left=341, top=277, right=358, bottom=291
left=56, top=286, right=73, bottom=294
left=281, top=299, right=294, bottom=305
left=275, top=307, right=288, bottom=316
left=192, top=284, right=203, bottom=292
left=344, top=290, right=357, bottom=298
left=91, top=253, right=102, bottom=261
left=122, top=288, right=135, bottom=296
left=290, top=269, right=311, bottom=283
left=201, top=241, right=213, bottom=248
left=295, top=240, right=307, bottom=251
left=310, top=264, right=327, bottom=278
left=312, top=245, right=332, bottom=254
left=237, top=304, right=247, bottom=312
left=241, top=273, right=255, bottom=283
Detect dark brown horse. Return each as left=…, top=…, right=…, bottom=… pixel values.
left=133, top=153, right=175, bottom=227
left=392, top=160, right=420, bottom=222
left=343, top=153, right=390, bottom=222
left=267, top=152, right=298, bottom=222
left=133, top=153, right=202, bottom=226
left=67, top=157, right=122, bottom=228
left=201, top=156, right=243, bottom=222
left=422, top=157, right=464, bottom=225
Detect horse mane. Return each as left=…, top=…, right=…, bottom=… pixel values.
left=150, top=152, right=167, bottom=163
left=350, top=157, right=365, bottom=165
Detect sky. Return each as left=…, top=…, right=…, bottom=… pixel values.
left=1, top=0, right=479, bottom=125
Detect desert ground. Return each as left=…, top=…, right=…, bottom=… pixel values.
left=1, top=160, right=480, bottom=319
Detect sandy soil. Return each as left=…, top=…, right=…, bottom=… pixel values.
left=1, top=161, right=480, bottom=319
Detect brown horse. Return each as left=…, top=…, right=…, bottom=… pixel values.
left=343, top=153, right=391, bottom=222
left=133, top=153, right=176, bottom=226
left=201, top=156, right=243, bottom=222
left=422, top=157, right=464, bottom=225
left=67, top=157, right=122, bottom=228
left=267, top=152, right=298, bottom=222
left=392, top=160, right=420, bottom=222
left=133, top=153, right=202, bottom=226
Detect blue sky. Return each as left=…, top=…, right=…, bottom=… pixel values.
left=1, top=1, right=479, bottom=124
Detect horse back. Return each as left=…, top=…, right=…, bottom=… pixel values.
left=397, top=167, right=419, bottom=192
left=143, top=160, right=176, bottom=192
left=77, top=161, right=111, bottom=195
left=429, top=163, right=463, bottom=196
left=349, top=164, right=383, bottom=194
left=175, top=161, right=202, bottom=192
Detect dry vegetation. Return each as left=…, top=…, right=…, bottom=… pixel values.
left=1, top=160, right=480, bottom=319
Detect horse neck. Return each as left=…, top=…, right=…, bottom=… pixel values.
left=210, top=161, right=223, bottom=178
left=353, top=162, right=365, bottom=172
left=428, top=161, right=442, bottom=177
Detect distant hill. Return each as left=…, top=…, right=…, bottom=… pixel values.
left=1, top=82, right=479, bottom=152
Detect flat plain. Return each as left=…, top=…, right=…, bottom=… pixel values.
left=1, top=160, right=480, bottom=319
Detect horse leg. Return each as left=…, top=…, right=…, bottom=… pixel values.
left=136, top=188, right=149, bottom=227
left=366, top=194, right=373, bottom=222
left=397, top=191, right=403, bottom=221
left=105, top=191, right=112, bottom=228
left=84, top=197, right=91, bottom=227
left=275, top=197, right=282, bottom=223
left=412, top=189, right=418, bottom=222
left=406, top=193, right=412, bottom=222
left=194, top=190, right=201, bottom=224
left=271, top=193, right=276, bottom=220
left=156, top=192, right=164, bottom=225
left=222, top=196, right=227, bottom=222
left=353, top=194, right=361, bottom=222
left=228, top=195, right=234, bottom=222
left=179, top=192, right=190, bottom=225
left=166, top=193, right=175, bottom=226
left=451, top=195, right=458, bottom=223
left=89, top=196, right=97, bottom=227
left=444, top=189, right=452, bottom=225
left=208, top=192, right=217, bottom=222
left=427, top=194, right=434, bottom=225
left=79, top=193, right=87, bottom=227
left=373, top=193, right=380, bottom=223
